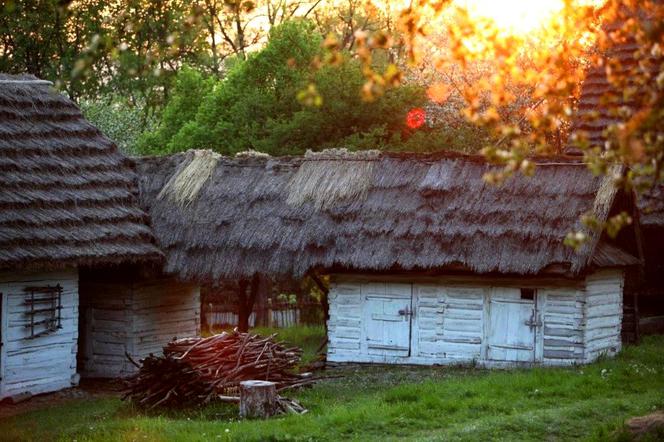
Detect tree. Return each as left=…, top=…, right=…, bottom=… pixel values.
left=81, top=97, right=157, bottom=154
left=137, top=20, right=427, bottom=156
left=0, top=0, right=107, bottom=99
left=1, top=0, right=211, bottom=107
left=136, top=67, right=218, bottom=155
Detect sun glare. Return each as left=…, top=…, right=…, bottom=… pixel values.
left=456, top=0, right=603, bottom=35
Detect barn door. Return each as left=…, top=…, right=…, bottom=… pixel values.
left=487, top=288, right=541, bottom=363
left=363, top=283, right=412, bottom=357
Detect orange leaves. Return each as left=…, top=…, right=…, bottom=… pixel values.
left=304, top=0, right=662, bottom=203
left=360, top=64, right=402, bottom=102
left=427, top=83, right=451, bottom=103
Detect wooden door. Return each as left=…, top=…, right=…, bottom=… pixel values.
left=363, top=283, right=412, bottom=357
left=487, top=288, right=540, bottom=363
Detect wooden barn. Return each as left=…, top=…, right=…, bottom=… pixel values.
left=0, top=74, right=199, bottom=399
left=136, top=148, right=641, bottom=367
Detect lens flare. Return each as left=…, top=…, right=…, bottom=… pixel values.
left=406, top=108, right=426, bottom=129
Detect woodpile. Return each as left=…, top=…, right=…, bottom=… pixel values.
left=124, top=331, right=315, bottom=409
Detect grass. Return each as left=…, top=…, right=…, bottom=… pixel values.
left=1, top=330, right=663, bottom=442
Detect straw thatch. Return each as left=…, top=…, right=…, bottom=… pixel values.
left=137, top=148, right=635, bottom=282
left=569, top=7, right=662, bottom=152
left=0, top=74, right=163, bottom=270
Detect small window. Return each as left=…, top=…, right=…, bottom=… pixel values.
left=520, top=288, right=535, bottom=300
left=23, top=285, right=63, bottom=339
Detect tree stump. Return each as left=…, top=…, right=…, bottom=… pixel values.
left=239, top=380, right=277, bottom=419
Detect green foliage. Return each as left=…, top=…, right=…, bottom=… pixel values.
left=2, top=2, right=486, bottom=156
left=136, top=67, right=218, bottom=155
left=387, top=124, right=492, bottom=154
left=138, top=20, right=429, bottom=156
left=1, top=0, right=207, bottom=105
left=80, top=98, right=156, bottom=154
left=0, top=0, right=107, bottom=98
left=1, top=335, right=663, bottom=441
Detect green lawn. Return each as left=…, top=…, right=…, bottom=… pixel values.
left=2, top=330, right=663, bottom=442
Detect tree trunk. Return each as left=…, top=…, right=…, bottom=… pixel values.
left=254, top=275, right=271, bottom=327
left=239, top=380, right=277, bottom=419
left=310, top=273, right=330, bottom=332
left=237, top=274, right=260, bottom=332
left=237, top=279, right=250, bottom=332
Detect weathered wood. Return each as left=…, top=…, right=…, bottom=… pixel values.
left=79, top=278, right=200, bottom=378
left=239, top=380, right=277, bottom=419
left=0, top=269, right=79, bottom=399
left=328, top=270, right=624, bottom=367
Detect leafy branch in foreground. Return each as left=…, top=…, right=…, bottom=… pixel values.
left=317, top=1, right=662, bottom=189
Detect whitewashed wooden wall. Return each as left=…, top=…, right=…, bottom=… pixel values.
left=79, top=278, right=200, bottom=378
left=583, top=269, right=623, bottom=362
left=326, top=282, right=363, bottom=361
left=327, top=271, right=624, bottom=367
left=411, top=285, right=484, bottom=362
left=78, top=281, right=133, bottom=378
left=0, top=269, right=79, bottom=399
left=132, top=279, right=200, bottom=359
left=540, top=288, right=585, bottom=364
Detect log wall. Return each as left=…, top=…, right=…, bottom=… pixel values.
left=540, top=288, right=585, bottom=364
left=0, top=269, right=79, bottom=399
left=584, top=269, right=623, bottom=362
left=79, top=278, right=200, bottom=378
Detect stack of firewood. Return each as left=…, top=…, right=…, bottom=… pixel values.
left=124, top=331, right=315, bottom=409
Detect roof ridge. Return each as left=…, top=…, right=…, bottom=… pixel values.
left=137, top=147, right=589, bottom=167
left=0, top=79, right=53, bottom=85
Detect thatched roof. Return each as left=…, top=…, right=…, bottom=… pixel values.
left=570, top=5, right=662, bottom=150
left=0, top=74, right=163, bottom=270
left=569, top=14, right=664, bottom=228
left=137, top=148, right=636, bottom=282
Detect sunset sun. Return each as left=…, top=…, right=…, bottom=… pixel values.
left=456, top=0, right=603, bottom=35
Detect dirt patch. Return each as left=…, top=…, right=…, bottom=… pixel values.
left=626, top=411, right=664, bottom=440
left=0, top=379, right=122, bottom=419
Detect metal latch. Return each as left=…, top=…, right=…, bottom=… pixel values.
left=398, top=306, right=413, bottom=317
left=524, top=311, right=542, bottom=331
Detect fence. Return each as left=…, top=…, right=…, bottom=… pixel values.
left=203, top=300, right=322, bottom=329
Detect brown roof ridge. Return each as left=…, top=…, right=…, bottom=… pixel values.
left=137, top=147, right=590, bottom=167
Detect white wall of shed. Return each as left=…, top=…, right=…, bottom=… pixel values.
left=131, top=279, right=200, bottom=359
left=327, top=273, right=623, bottom=367
left=583, top=269, right=623, bottom=363
left=79, top=278, right=200, bottom=378
left=0, top=269, right=79, bottom=399
left=78, top=280, right=134, bottom=377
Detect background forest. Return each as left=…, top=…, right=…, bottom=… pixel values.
left=1, top=0, right=491, bottom=156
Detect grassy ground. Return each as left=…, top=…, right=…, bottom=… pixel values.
left=1, top=329, right=663, bottom=442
